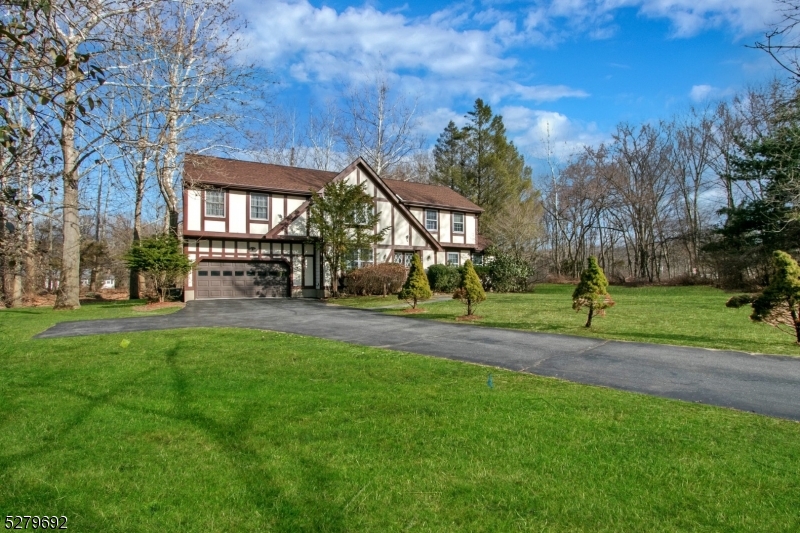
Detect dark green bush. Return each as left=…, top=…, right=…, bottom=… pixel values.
left=473, top=265, right=491, bottom=291
left=725, top=294, right=755, bottom=308
left=488, top=250, right=534, bottom=293
left=427, top=264, right=461, bottom=293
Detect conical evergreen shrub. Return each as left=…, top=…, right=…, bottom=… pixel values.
left=398, top=253, right=432, bottom=308
left=751, top=250, right=800, bottom=344
left=453, top=259, right=486, bottom=316
left=572, top=256, right=614, bottom=327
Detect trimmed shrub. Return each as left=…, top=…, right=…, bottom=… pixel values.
left=725, top=294, right=755, bottom=308
left=572, top=256, right=615, bottom=328
left=427, top=264, right=461, bottom=293
left=750, top=251, right=800, bottom=343
left=453, top=260, right=486, bottom=316
left=398, top=253, right=432, bottom=308
left=345, top=263, right=407, bottom=296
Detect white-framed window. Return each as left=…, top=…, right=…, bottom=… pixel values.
left=205, top=189, right=225, bottom=218
left=453, top=212, right=464, bottom=233
left=250, top=193, right=268, bottom=220
left=471, top=253, right=483, bottom=266
left=346, top=248, right=374, bottom=270
left=425, top=209, right=438, bottom=231
left=447, top=252, right=460, bottom=266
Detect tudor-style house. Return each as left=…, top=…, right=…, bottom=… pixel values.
left=182, top=154, right=485, bottom=300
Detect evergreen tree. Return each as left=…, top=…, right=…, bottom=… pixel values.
left=572, top=256, right=614, bottom=327
left=706, top=100, right=800, bottom=287
left=453, top=259, right=486, bottom=316
left=430, top=99, right=531, bottom=223
left=398, top=252, right=432, bottom=308
left=751, top=250, right=800, bottom=344
left=431, top=121, right=466, bottom=191
left=124, top=233, right=193, bottom=302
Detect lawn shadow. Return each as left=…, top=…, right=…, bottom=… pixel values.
left=0, top=364, right=161, bottom=501
left=162, top=342, right=347, bottom=532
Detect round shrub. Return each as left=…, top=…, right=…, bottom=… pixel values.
left=427, top=264, right=461, bottom=293
left=344, top=263, right=408, bottom=296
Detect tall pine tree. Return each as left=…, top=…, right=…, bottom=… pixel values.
left=430, top=99, right=531, bottom=224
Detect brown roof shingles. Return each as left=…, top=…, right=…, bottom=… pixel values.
left=184, top=154, right=337, bottom=194
left=184, top=154, right=483, bottom=213
left=382, top=178, right=483, bottom=213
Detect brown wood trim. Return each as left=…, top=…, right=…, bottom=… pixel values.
left=402, top=200, right=483, bottom=214
left=195, top=180, right=324, bottom=196
left=182, top=189, right=189, bottom=234
left=184, top=229, right=313, bottom=241
left=200, top=189, right=205, bottom=229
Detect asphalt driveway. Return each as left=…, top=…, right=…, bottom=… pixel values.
left=37, top=298, right=800, bottom=422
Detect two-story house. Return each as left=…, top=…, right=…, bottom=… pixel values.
left=182, top=154, right=485, bottom=300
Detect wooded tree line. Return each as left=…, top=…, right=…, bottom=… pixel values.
left=2, top=0, right=800, bottom=308
left=538, top=84, right=800, bottom=288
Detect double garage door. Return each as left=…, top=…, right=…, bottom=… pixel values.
left=196, top=261, right=289, bottom=299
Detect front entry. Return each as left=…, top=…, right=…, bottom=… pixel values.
left=196, top=260, right=289, bottom=299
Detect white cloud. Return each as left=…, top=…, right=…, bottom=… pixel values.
left=689, top=84, right=715, bottom=102
left=689, top=83, right=736, bottom=102
left=500, top=106, right=608, bottom=160
left=236, top=0, right=513, bottom=82
left=525, top=0, right=777, bottom=39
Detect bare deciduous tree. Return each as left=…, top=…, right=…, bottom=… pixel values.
left=341, top=76, right=423, bottom=176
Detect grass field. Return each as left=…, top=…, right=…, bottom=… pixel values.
left=1, top=302, right=800, bottom=531
left=334, top=284, right=800, bottom=356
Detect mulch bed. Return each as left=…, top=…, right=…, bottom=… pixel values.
left=455, top=315, right=482, bottom=321
left=401, top=307, right=427, bottom=314
left=132, top=302, right=185, bottom=312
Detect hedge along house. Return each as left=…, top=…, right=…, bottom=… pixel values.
left=182, top=154, right=485, bottom=300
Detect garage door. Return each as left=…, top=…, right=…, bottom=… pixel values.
left=196, top=261, right=289, bottom=299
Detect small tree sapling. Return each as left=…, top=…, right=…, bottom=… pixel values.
left=453, top=259, right=486, bottom=316
left=398, top=252, right=431, bottom=308
left=572, top=256, right=614, bottom=327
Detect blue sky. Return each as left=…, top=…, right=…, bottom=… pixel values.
left=233, top=0, right=784, bottom=165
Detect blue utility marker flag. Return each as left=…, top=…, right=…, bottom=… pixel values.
left=487, top=373, right=493, bottom=389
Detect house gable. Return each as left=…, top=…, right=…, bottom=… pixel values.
left=267, top=158, right=444, bottom=252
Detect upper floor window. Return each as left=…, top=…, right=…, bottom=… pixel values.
left=453, top=212, right=464, bottom=233
left=425, top=209, right=438, bottom=231
left=251, top=193, right=268, bottom=220
left=205, top=189, right=225, bottom=218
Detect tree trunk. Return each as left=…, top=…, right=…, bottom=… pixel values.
left=792, top=306, right=800, bottom=345
left=585, top=305, right=594, bottom=328
left=9, top=262, right=23, bottom=307
left=54, top=73, right=81, bottom=310
left=129, top=160, right=146, bottom=300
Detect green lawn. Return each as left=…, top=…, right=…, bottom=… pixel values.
left=335, top=284, right=800, bottom=356
left=1, top=304, right=800, bottom=531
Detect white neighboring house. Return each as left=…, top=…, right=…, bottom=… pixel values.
left=182, top=154, right=486, bottom=300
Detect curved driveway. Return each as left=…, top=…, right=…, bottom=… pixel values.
left=37, top=299, right=800, bottom=421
